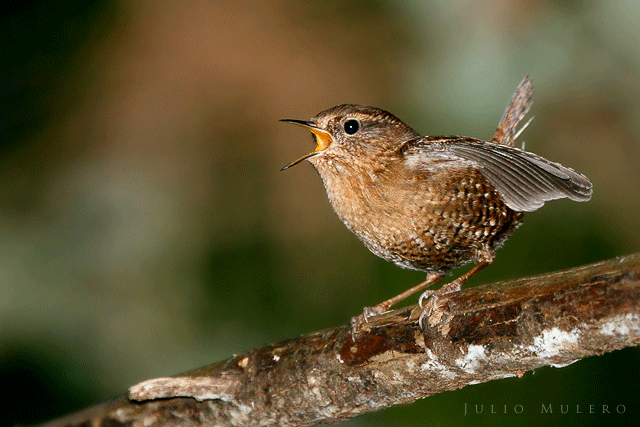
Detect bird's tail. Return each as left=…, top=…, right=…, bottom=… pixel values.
left=491, top=75, right=533, bottom=147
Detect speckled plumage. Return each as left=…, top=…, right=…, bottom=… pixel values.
left=282, top=76, right=592, bottom=331
left=310, top=132, right=523, bottom=273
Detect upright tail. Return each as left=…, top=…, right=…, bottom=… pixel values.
left=491, top=76, right=533, bottom=147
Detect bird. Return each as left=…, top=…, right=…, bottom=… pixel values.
left=280, top=76, right=592, bottom=334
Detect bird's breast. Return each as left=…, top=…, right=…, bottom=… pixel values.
left=314, top=159, right=522, bottom=271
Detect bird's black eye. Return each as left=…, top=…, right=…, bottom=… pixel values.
left=344, top=119, right=359, bottom=135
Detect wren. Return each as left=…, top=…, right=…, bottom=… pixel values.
left=281, top=76, right=592, bottom=333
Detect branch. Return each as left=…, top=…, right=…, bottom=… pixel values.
left=40, top=253, right=640, bottom=427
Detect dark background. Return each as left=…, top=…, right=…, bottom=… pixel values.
left=1, top=1, right=639, bottom=426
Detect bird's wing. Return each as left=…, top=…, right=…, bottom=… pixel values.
left=402, top=138, right=593, bottom=212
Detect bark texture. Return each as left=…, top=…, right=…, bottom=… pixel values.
left=40, top=253, right=640, bottom=427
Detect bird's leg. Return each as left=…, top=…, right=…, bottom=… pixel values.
left=419, top=254, right=495, bottom=328
left=350, top=271, right=445, bottom=337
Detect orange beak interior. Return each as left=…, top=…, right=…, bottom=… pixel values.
left=280, top=119, right=333, bottom=170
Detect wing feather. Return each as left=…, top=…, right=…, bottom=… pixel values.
left=403, top=138, right=593, bottom=212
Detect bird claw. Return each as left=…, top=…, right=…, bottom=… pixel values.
left=418, top=290, right=434, bottom=309
left=350, top=305, right=387, bottom=339
left=418, top=279, right=464, bottom=329
left=363, top=305, right=386, bottom=319
left=418, top=293, right=438, bottom=329
left=418, top=308, right=428, bottom=329
left=350, top=315, right=364, bottom=340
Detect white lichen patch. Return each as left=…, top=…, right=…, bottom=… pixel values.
left=420, top=349, right=448, bottom=371
left=420, top=351, right=458, bottom=378
left=455, top=344, right=486, bottom=374
left=600, top=313, right=640, bottom=336
left=527, top=327, right=579, bottom=358
left=421, top=359, right=452, bottom=373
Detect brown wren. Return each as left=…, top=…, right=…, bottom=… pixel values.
left=281, top=76, right=592, bottom=333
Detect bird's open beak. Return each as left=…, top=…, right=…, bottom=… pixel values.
left=280, top=119, right=333, bottom=170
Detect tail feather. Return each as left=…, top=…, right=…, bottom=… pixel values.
left=491, top=76, right=533, bottom=147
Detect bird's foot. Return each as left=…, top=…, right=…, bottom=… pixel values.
left=418, top=279, right=463, bottom=329
left=350, top=305, right=387, bottom=340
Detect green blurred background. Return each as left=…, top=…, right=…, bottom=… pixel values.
left=1, top=1, right=639, bottom=426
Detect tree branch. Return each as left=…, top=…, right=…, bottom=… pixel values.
left=40, top=253, right=640, bottom=427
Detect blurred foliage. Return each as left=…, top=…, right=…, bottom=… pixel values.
left=1, top=1, right=639, bottom=426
